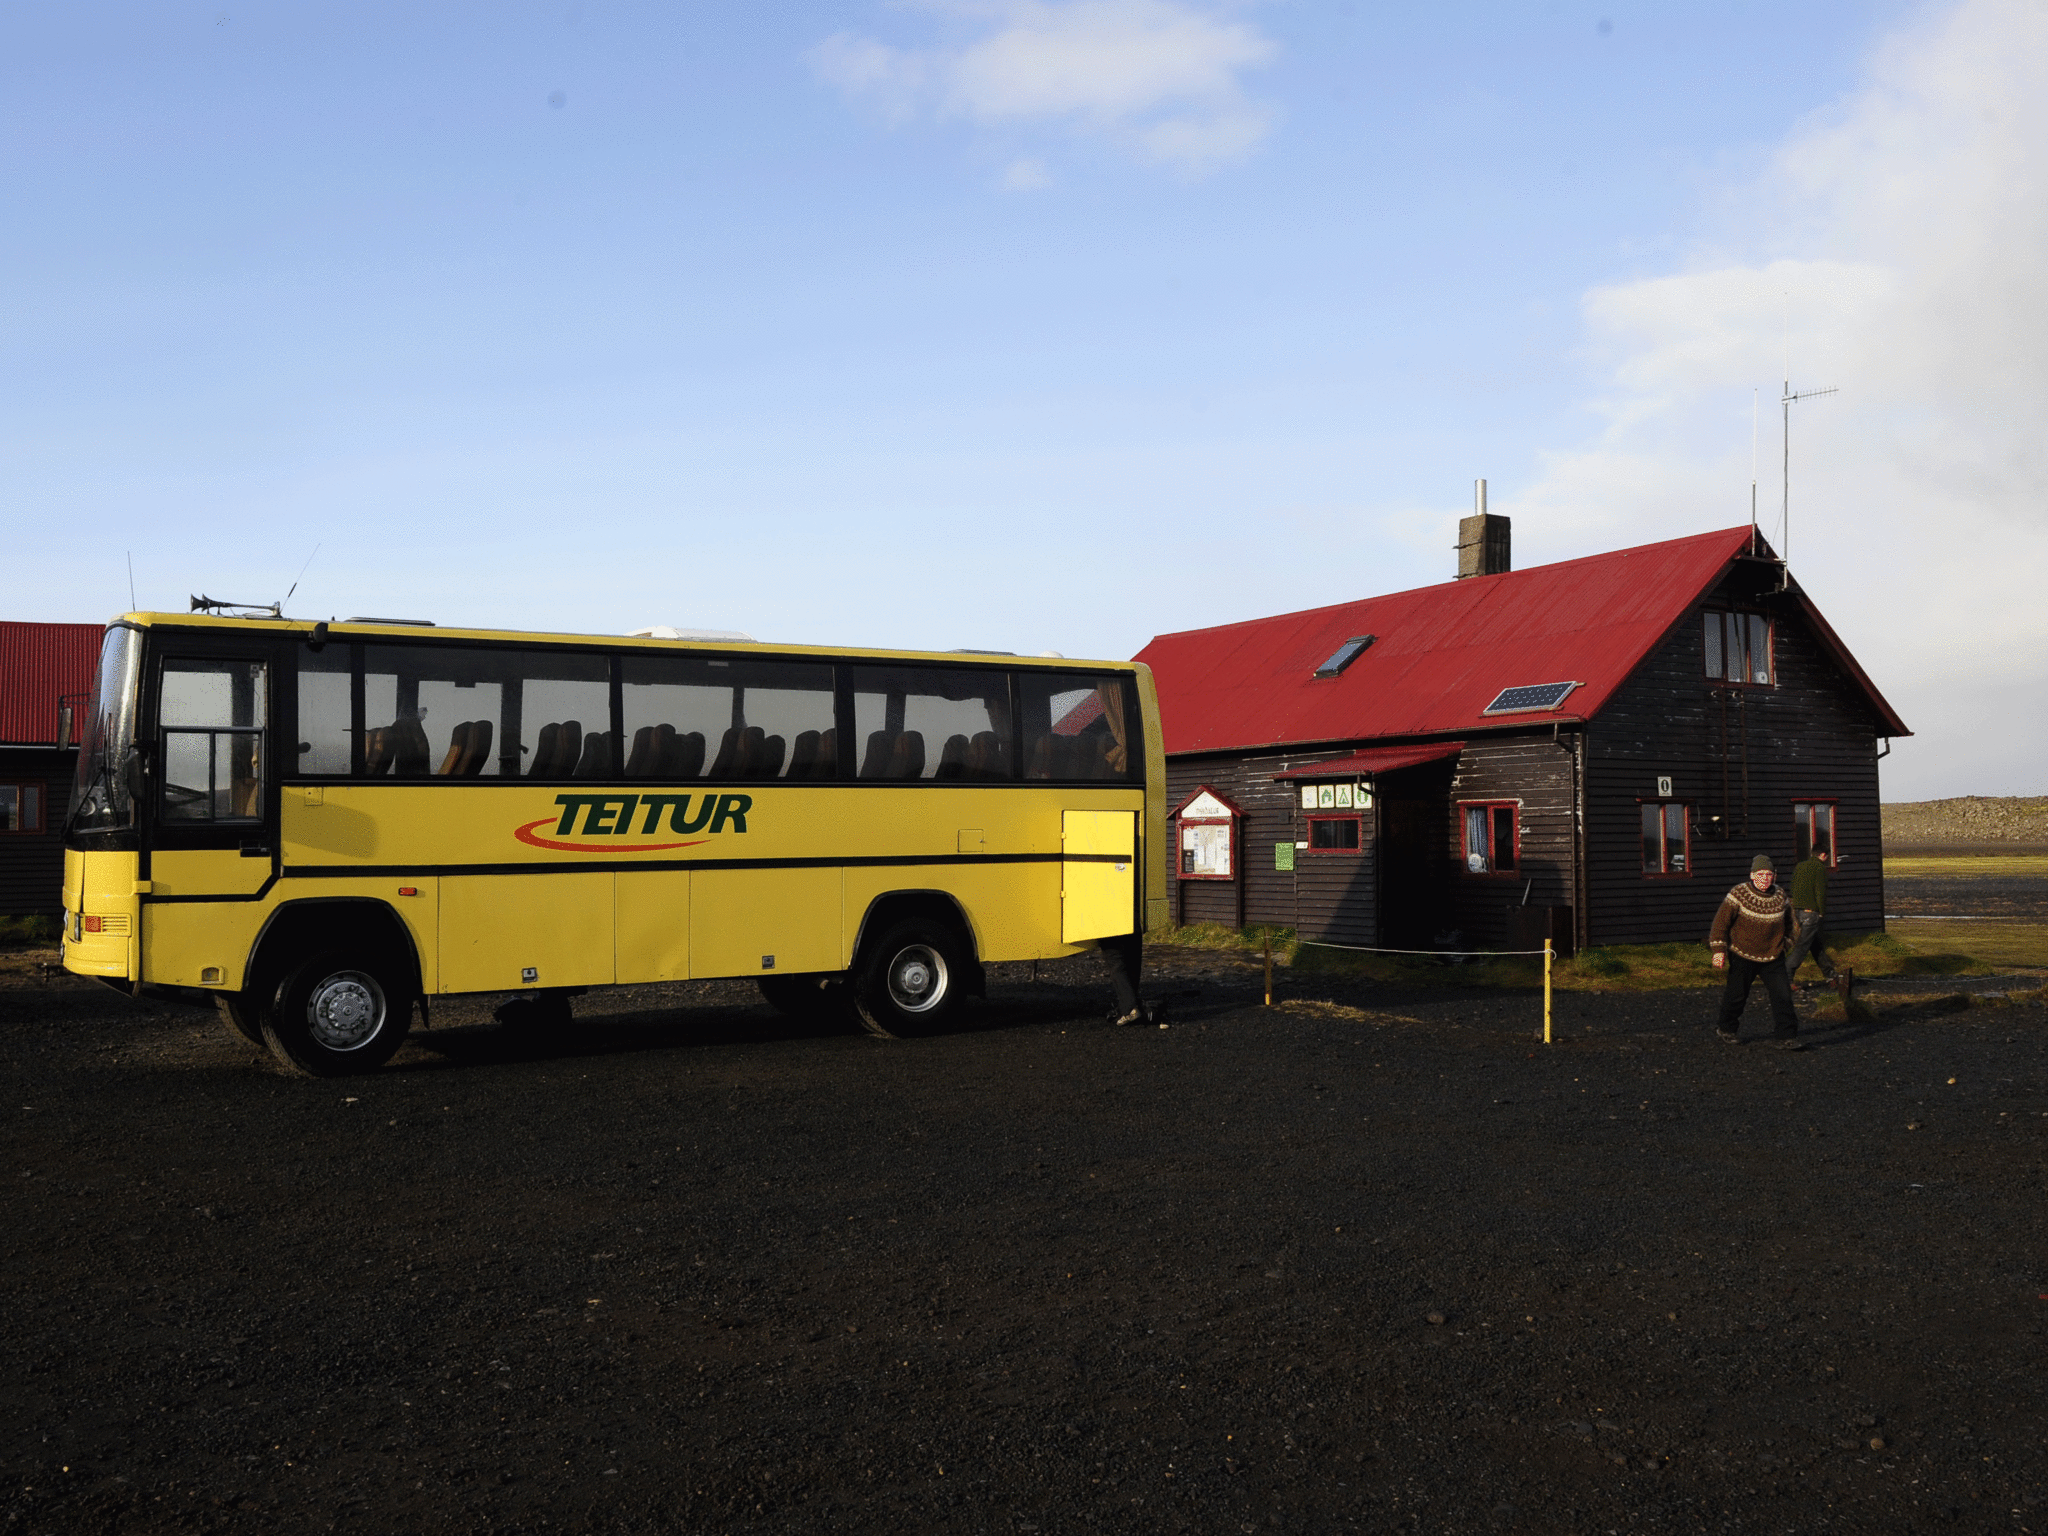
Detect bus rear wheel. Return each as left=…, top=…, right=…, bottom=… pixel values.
left=261, top=949, right=412, bottom=1077
left=854, top=919, right=966, bottom=1039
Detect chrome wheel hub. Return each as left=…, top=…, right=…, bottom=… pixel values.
left=306, top=970, right=385, bottom=1051
left=886, top=945, right=947, bottom=1015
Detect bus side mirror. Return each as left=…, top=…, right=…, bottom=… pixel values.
left=123, top=749, right=147, bottom=799
left=307, top=621, right=329, bottom=653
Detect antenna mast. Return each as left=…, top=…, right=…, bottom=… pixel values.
left=1781, top=374, right=1838, bottom=578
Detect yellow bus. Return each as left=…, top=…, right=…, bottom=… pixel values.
left=61, top=613, right=1166, bottom=1074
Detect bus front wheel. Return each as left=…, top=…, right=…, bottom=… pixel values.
left=854, top=920, right=966, bottom=1039
left=261, top=950, right=412, bottom=1077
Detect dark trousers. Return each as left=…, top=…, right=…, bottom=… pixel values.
left=1784, top=909, right=1835, bottom=980
left=1101, top=934, right=1144, bottom=1015
left=1717, top=953, right=1799, bottom=1036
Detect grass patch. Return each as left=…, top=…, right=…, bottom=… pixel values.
left=1880, top=920, right=2044, bottom=972
left=1159, top=920, right=2024, bottom=993
left=0, top=914, right=60, bottom=946
left=1885, top=854, right=2048, bottom=878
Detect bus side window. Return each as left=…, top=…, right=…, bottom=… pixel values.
left=1020, top=673, right=1137, bottom=782
left=160, top=658, right=268, bottom=821
left=848, top=665, right=1014, bottom=782
left=622, top=655, right=834, bottom=782
left=297, top=646, right=353, bottom=776
left=361, top=645, right=609, bottom=780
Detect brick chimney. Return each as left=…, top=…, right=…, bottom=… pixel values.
left=1457, top=479, right=1511, bottom=579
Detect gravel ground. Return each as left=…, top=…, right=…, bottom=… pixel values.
left=4, top=946, right=2047, bottom=1535
left=1886, top=867, right=2048, bottom=922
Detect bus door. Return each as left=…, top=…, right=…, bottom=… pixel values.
left=1061, top=809, right=1136, bottom=943
left=146, top=640, right=284, bottom=900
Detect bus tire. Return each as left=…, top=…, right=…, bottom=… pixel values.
left=217, top=993, right=265, bottom=1046
left=260, top=949, right=412, bottom=1077
left=853, top=919, right=966, bottom=1039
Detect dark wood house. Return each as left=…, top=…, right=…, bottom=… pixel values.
left=1133, top=523, right=1908, bottom=954
left=0, top=623, right=100, bottom=919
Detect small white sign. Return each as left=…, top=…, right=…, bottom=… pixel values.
left=1180, top=790, right=1235, bottom=822
left=1317, top=784, right=1335, bottom=808
left=1334, top=783, right=1353, bottom=808
left=1301, top=786, right=1318, bottom=809
left=1657, top=775, right=1673, bottom=798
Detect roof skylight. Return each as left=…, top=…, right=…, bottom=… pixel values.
left=1313, top=635, right=1375, bottom=678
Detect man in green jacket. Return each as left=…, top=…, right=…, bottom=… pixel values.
left=1783, top=848, right=1838, bottom=988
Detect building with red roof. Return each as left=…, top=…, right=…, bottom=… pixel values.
left=1, top=622, right=102, bottom=917
left=1134, top=516, right=1906, bottom=953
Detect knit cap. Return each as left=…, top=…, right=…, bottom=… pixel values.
left=1751, top=854, right=1775, bottom=873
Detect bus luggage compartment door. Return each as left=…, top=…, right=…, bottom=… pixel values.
left=439, top=872, right=615, bottom=994
left=1061, top=810, right=1136, bottom=943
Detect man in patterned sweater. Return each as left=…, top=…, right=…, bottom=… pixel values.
left=1709, top=854, right=1801, bottom=1048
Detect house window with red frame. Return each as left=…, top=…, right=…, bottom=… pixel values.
left=1640, top=801, right=1690, bottom=875
left=1702, top=610, right=1774, bottom=686
left=1306, top=815, right=1361, bottom=852
left=1792, top=801, right=1836, bottom=862
left=1460, top=802, right=1517, bottom=874
left=0, top=783, right=45, bottom=834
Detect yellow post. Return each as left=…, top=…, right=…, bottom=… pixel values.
left=1543, top=938, right=1553, bottom=1044
left=1264, top=933, right=1273, bottom=1007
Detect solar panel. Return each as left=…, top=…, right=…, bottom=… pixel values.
left=1482, top=681, right=1579, bottom=715
left=1313, top=635, right=1375, bottom=678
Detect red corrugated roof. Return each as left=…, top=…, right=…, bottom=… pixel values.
left=1270, top=742, right=1465, bottom=780
left=0, top=622, right=103, bottom=746
left=1134, top=527, right=1908, bottom=755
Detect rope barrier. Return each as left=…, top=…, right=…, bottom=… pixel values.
left=1296, top=941, right=1551, bottom=957
left=1282, top=938, right=1560, bottom=1044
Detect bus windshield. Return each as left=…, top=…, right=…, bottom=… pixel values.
left=69, top=625, right=144, bottom=835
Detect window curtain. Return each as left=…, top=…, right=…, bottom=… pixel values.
left=1098, top=683, right=1129, bottom=774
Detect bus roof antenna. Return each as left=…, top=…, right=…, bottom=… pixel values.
left=281, top=542, right=321, bottom=614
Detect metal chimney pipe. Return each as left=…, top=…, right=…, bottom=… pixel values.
left=1475, top=478, right=1487, bottom=516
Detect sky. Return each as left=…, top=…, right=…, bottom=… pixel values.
left=4, top=0, right=2041, bottom=799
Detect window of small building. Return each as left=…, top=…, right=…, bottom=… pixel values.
left=1792, top=801, right=1836, bottom=861
left=1640, top=801, right=1690, bottom=875
left=0, top=782, right=45, bottom=833
left=1702, top=610, right=1773, bottom=686
left=1461, top=801, right=1518, bottom=874
left=1306, top=815, right=1361, bottom=852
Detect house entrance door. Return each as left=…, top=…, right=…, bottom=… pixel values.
left=1376, top=763, right=1454, bottom=950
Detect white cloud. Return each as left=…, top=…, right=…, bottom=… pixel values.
left=811, top=0, right=1277, bottom=175
left=1002, top=155, right=1055, bottom=190
left=1505, top=0, right=2048, bottom=798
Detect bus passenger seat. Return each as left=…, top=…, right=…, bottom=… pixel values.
left=738, top=726, right=766, bottom=778
left=458, top=719, right=493, bottom=776
left=391, top=718, right=432, bottom=777
left=887, top=730, right=926, bottom=780
left=1025, top=736, right=1053, bottom=779
left=572, top=731, right=608, bottom=777
left=935, top=734, right=969, bottom=780
left=813, top=728, right=837, bottom=778
left=363, top=726, right=393, bottom=777
left=757, top=734, right=786, bottom=779
left=968, top=731, right=1004, bottom=779
left=669, top=730, right=706, bottom=779
left=788, top=730, right=821, bottom=778
left=551, top=721, right=583, bottom=777
left=708, top=727, right=743, bottom=779
left=437, top=721, right=472, bottom=777
left=626, top=725, right=659, bottom=777
left=527, top=723, right=558, bottom=777
left=859, top=729, right=898, bottom=779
